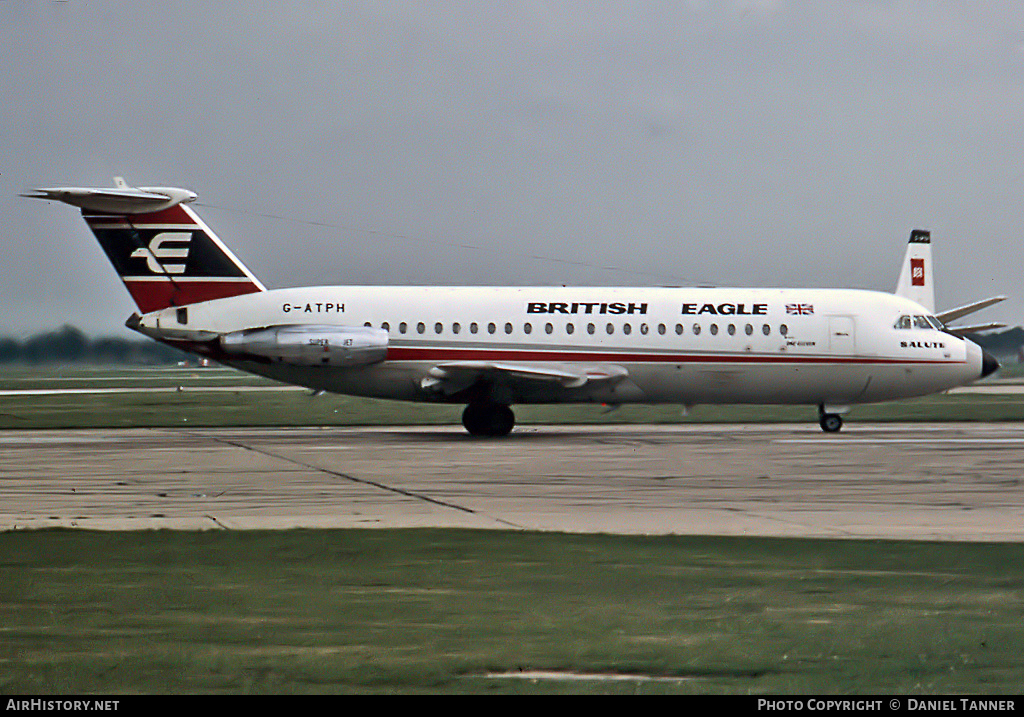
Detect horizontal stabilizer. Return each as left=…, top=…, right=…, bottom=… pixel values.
left=935, top=296, right=1007, bottom=325
left=22, top=179, right=197, bottom=214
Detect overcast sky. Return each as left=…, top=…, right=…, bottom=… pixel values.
left=3, top=1, right=1022, bottom=337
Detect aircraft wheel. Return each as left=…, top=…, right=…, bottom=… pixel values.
left=462, top=403, right=515, bottom=437
left=819, top=413, right=843, bottom=433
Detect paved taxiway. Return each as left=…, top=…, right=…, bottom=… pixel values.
left=2, top=423, right=1022, bottom=540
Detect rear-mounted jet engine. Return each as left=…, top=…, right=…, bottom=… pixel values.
left=220, top=325, right=388, bottom=367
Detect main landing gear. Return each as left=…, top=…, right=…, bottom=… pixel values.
left=462, top=402, right=515, bottom=437
left=818, top=405, right=844, bottom=433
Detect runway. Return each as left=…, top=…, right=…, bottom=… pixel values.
left=2, top=423, right=1023, bottom=541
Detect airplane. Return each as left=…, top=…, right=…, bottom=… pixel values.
left=24, top=178, right=1006, bottom=436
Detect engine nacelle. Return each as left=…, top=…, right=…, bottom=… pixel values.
left=220, top=325, right=388, bottom=367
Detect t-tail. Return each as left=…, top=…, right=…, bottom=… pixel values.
left=23, top=178, right=264, bottom=313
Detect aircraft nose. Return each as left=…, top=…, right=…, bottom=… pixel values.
left=981, top=350, right=1000, bottom=379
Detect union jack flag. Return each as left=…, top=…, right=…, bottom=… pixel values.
left=786, top=303, right=814, bottom=315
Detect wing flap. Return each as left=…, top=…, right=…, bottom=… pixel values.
left=421, top=361, right=628, bottom=395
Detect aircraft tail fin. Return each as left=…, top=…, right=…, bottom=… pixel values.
left=24, top=180, right=265, bottom=313
left=894, top=229, right=934, bottom=312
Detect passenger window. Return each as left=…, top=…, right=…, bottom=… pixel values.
left=505, top=322, right=513, bottom=334
left=693, top=324, right=701, bottom=335
left=382, top=322, right=390, bottom=331
left=524, top=323, right=532, bottom=334
left=488, top=322, right=496, bottom=334
left=710, top=324, right=719, bottom=336
left=640, top=323, right=649, bottom=335
left=364, top=322, right=372, bottom=327
left=623, top=323, right=632, bottom=335
left=434, top=322, right=443, bottom=334
left=399, top=322, right=408, bottom=334
left=658, top=324, right=666, bottom=335
left=745, top=324, right=753, bottom=336
left=587, top=323, right=596, bottom=335
left=452, top=322, right=461, bottom=334
left=727, top=324, right=736, bottom=336
left=545, top=323, right=554, bottom=334
left=417, top=322, right=426, bottom=334
left=780, top=324, right=788, bottom=336
left=762, top=324, right=770, bottom=336
left=470, top=322, right=478, bottom=334
left=566, top=323, right=574, bottom=335
left=676, top=324, right=684, bottom=335
left=606, top=323, right=615, bottom=335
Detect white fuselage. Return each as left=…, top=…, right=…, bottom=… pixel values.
left=138, top=285, right=986, bottom=407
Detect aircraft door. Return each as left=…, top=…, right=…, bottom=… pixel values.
left=828, top=316, right=856, bottom=355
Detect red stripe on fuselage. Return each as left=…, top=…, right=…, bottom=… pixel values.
left=385, top=345, right=960, bottom=365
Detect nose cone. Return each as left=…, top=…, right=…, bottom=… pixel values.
left=981, top=350, right=1000, bottom=379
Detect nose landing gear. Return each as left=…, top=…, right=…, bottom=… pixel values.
left=819, top=413, right=843, bottom=433
left=818, top=404, right=845, bottom=433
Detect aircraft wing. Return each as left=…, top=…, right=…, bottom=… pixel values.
left=420, top=361, right=628, bottom=395
left=935, top=296, right=1007, bottom=325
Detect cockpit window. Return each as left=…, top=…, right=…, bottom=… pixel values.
left=895, top=314, right=945, bottom=331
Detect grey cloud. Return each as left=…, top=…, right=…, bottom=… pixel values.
left=2, top=1, right=1021, bottom=336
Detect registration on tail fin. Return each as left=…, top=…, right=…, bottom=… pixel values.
left=23, top=179, right=264, bottom=313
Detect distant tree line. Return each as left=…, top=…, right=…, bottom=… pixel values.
left=964, top=327, right=1024, bottom=362
left=0, top=325, right=190, bottom=365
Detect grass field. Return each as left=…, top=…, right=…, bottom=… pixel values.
left=2, top=529, right=1022, bottom=694
left=4, top=366, right=1023, bottom=694
left=2, top=365, right=1024, bottom=429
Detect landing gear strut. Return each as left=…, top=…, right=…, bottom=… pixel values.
left=818, top=405, right=844, bottom=433
left=462, top=402, right=515, bottom=437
